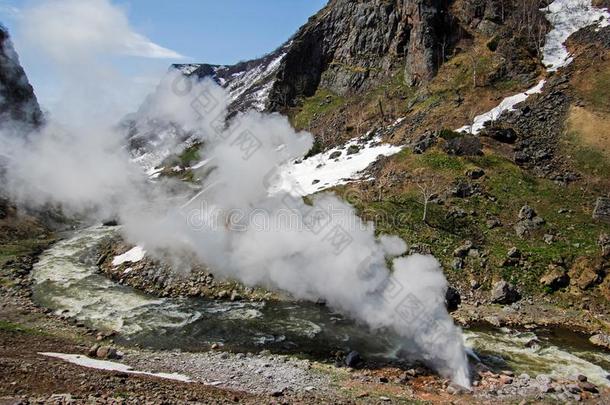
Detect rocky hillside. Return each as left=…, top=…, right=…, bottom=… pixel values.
left=0, top=25, right=42, bottom=127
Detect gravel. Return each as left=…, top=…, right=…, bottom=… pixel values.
left=123, top=349, right=332, bottom=395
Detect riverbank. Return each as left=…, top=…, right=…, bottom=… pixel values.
left=2, top=228, right=610, bottom=403
left=98, top=230, right=610, bottom=338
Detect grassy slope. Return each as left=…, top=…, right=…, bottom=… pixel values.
left=287, top=23, right=610, bottom=302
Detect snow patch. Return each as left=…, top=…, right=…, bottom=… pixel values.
left=274, top=134, right=404, bottom=196
left=39, top=353, right=191, bottom=382
left=112, top=246, right=146, bottom=266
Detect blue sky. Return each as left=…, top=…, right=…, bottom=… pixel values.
left=0, top=0, right=327, bottom=109
left=1, top=0, right=327, bottom=64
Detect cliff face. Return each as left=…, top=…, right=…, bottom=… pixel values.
left=0, top=25, right=42, bottom=127
left=174, top=0, right=459, bottom=113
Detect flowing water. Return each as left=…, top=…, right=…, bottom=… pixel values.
left=31, top=226, right=610, bottom=386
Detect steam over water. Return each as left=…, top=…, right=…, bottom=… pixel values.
left=32, top=226, right=610, bottom=387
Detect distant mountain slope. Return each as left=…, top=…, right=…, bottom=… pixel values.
left=0, top=25, right=42, bottom=127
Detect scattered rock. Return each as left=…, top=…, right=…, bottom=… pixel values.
left=446, top=382, right=471, bottom=395
left=465, top=167, right=485, bottom=179
left=484, top=127, right=517, bottom=144
left=569, top=257, right=604, bottom=290
left=230, top=290, right=241, bottom=301
left=451, top=180, right=479, bottom=198
left=579, top=381, right=598, bottom=393
left=598, top=233, right=610, bottom=258
left=411, top=131, right=438, bottom=154
left=453, top=240, right=473, bottom=258
left=491, top=280, right=521, bottom=305
left=329, top=151, right=342, bottom=160
left=486, top=217, right=501, bottom=229
left=515, top=205, right=545, bottom=237
left=543, top=234, right=555, bottom=244
left=507, top=247, right=521, bottom=259
left=347, top=145, right=360, bottom=155
left=499, top=375, right=513, bottom=385
left=88, top=344, right=100, bottom=357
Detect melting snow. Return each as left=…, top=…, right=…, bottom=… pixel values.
left=39, top=353, right=191, bottom=382
left=542, top=0, right=610, bottom=72
left=274, top=134, right=404, bottom=196
left=456, top=80, right=546, bottom=134
left=112, top=246, right=146, bottom=267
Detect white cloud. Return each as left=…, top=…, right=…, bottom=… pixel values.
left=18, top=0, right=184, bottom=62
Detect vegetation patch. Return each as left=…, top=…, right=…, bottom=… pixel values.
left=293, top=88, right=345, bottom=130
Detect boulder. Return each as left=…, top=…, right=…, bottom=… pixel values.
left=484, top=127, right=517, bottom=144
left=540, top=265, right=570, bottom=291
left=589, top=333, right=610, bottom=350
left=491, top=280, right=521, bottom=305
left=593, top=197, right=610, bottom=223
left=443, top=135, right=483, bottom=156
left=519, top=204, right=536, bottom=220
left=445, top=287, right=461, bottom=312
left=569, top=257, right=604, bottom=290
left=345, top=351, right=361, bottom=368
left=96, top=346, right=120, bottom=359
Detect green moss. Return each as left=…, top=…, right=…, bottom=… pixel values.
left=293, top=88, right=345, bottom=130
left=418, top=150, right=465, bottom=172
left=0, top=320, right=45, bottom=336
left=179, top=144, right=201, bottom=166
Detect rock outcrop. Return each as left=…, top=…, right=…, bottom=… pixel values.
left=174, top=0, right=461, bottom=113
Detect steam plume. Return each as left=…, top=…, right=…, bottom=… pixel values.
left=0, top=1, right=470, bottom=386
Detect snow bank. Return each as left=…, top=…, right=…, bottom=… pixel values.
left=543, top=0, right=610, bottom=72
left=112, top=246, right=146, bottom=266
left=39, top=353, right=191, bottom=382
